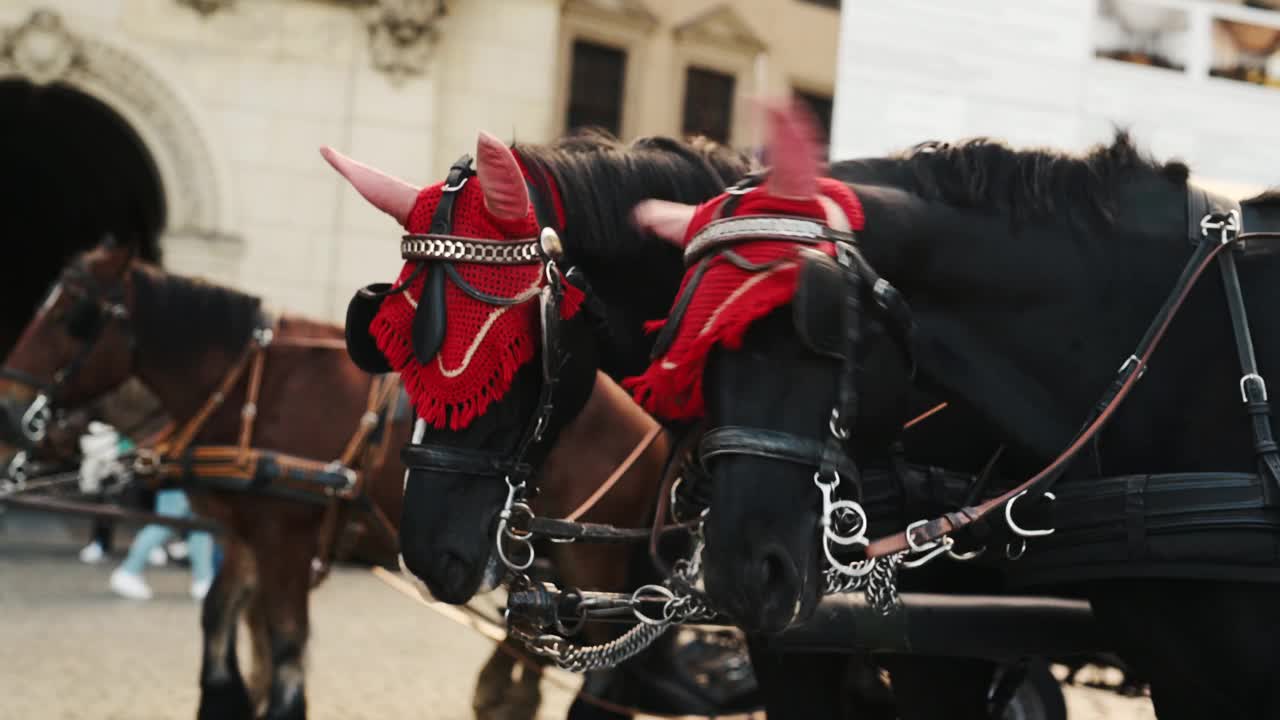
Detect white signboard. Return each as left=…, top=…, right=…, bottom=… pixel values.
left=831, top=0, right=1280, bottom=192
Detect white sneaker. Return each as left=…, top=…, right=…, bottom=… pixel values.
left=109, top=568, right=153, bottom=600
left=191, top=578, right=212, bottom=601
left=167, top=540, right=189, bottom=561
left=79, top=541, right=105, bottom=564
left=147, top=546, right=168, bottom=567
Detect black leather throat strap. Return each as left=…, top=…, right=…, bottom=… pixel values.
left=1190, top=186, right=1280, bottom=504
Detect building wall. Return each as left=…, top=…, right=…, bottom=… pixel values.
left=1, top=0, right=560, bottom=323
left=555, top=0, right=842, bottom=145
left=832, top=0, right=1280, bottom=191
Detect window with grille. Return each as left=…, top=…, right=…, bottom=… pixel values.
left=682, top=66, right=736, bottom=144
left=566, top=40, right=627, bottom=136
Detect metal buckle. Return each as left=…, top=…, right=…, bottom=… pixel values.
left=1241, top=373, right=1268, bottom=403
left=323, top=460, right=357, bottom=489
left=1117, top=354, right=1145, bottom=379
left=1200, top=209, right=1241, bottom=245
left=901, top=519, right=953, bottom=568
left=1004, top=490, right=1057, bottom=538
left=829, top=408, right=850, bottom=441
left=20, top=393, right=51, bottom=444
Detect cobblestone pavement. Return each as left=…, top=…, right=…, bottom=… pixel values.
left=1, top=511, right=1153, bottom=719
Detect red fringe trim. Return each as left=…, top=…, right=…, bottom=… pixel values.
left=371, top=279, right=583, bottom=430
left=624, top=266, right=800, bottom=421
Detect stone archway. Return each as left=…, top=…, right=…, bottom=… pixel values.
left=0, top=8, right=238, bottom=354
left=0, top=8, right=237, bottom=244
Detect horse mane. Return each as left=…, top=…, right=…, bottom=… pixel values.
left=130, top=261, right=262, bottom=362
left=892, top=131, right=1190, bottom=229
left=515, top=128, right=754, bottom=258
left=1245, top=189, right=1280, bottom=207
left=514, top=129, right=753, bottom=374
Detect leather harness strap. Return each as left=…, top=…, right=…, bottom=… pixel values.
left=867, top=185, right=1278, bottom=558
left=134, top=321, right=402, bottom=584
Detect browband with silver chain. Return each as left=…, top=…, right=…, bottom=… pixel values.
left=401, top=233, right=543, bottom=265
left=684, top=215, right=854, bottom=266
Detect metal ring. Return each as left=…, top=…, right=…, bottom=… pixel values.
left=442, top=176, right=469, bottom=193
left=495, top=523, right=535, bottom=572
left=822, top=499, right=868, bottom=547
left=947, top=545, right=986, bottom=562
left=1004, top=490, right=1057, bottom=538
left=823, top=536, right=876, bottom=578
left=812, top=470, right=840, bottom=490
left=503, top=502, right=535, bottom=540
left=1005, top=538, right=1027, bottom=561
left=630, top=584, right=676, bottom=625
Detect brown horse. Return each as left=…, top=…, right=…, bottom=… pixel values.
left=0, top=242, right=407, bottom=720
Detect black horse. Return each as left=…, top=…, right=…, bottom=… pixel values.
left=640, top=106, right=1280, bottom=719
left=329, top=129, right=1037, bottom=719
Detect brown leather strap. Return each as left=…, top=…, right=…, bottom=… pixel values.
left=162, top=344, right=258, bottom=459
left=237, top=344, right=267, bottom=463
left=562, top=424, right=663, bottom=523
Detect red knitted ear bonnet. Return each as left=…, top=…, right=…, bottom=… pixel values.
left=625, top=178, right=864, bottom=421
left=369, top=169, right=583, bottom=430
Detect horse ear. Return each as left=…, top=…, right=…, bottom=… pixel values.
left=475, top=131, right=530, bottom=220
left=320, top=146, right=419, bottom=228
left=763, top=99, right=820, bottom=199
left=632, top=200, right=697, bottom=247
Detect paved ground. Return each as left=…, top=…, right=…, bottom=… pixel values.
left=0, top=511, right=1155, bottom=719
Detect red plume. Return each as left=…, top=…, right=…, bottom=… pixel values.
left=763, top=99, right=821, bottom=199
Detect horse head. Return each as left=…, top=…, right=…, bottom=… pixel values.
left=0, top=236, right=137, bottom=454
left=330, top=130, right=751, bottom=604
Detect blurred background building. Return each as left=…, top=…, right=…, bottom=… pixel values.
left=832, top=0, right=1280, bottom=197
left=0, top=0, right=840, bottom=355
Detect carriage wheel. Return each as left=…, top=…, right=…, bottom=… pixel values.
left=1001, top=660, right=1067, bottom=720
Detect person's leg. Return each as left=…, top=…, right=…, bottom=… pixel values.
left=112, top=490, right=185, bottom=599
left=188, top=530, right=216, bottom=598
left=119, top=523, right=173, bottom=576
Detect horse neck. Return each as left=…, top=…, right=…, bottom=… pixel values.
left=534, top=370, right=670, bottom=527
left=855, top=179, right=1211, bottom=467
left=128, top=297, right=257, bottom=431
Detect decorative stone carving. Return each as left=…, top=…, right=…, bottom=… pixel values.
left=176, top=0, right=237, bottom=17
left=0, top=10, right=83, bottom=86
left=0, top=9, right=237, bottom=246
left=365, top=0, right=447, bottom=82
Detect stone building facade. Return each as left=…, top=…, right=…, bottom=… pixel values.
left=0, top=0, right=841, bottom=344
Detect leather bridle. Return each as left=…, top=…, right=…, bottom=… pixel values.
left=1, top=258, right=133, bottom=446
left=389, top=156, right=579, bottom=544
left=661, top=174, right=915, bottom=577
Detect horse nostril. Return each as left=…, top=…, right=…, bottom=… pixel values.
left=759, top=550, right=787, bottom=589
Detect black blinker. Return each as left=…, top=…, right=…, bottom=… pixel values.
left=345, top=284, right=393, bottom=374
left=793, top=250, right=847, bottom=360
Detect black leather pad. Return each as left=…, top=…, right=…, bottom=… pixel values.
left=793, top=250, right=846, bottom=360
left=411, top=262, right=447, bottom=364
left=345, top=284, right=392, bottom=374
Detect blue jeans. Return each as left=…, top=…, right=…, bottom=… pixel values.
left=120, top=490, right=215, bottom=584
